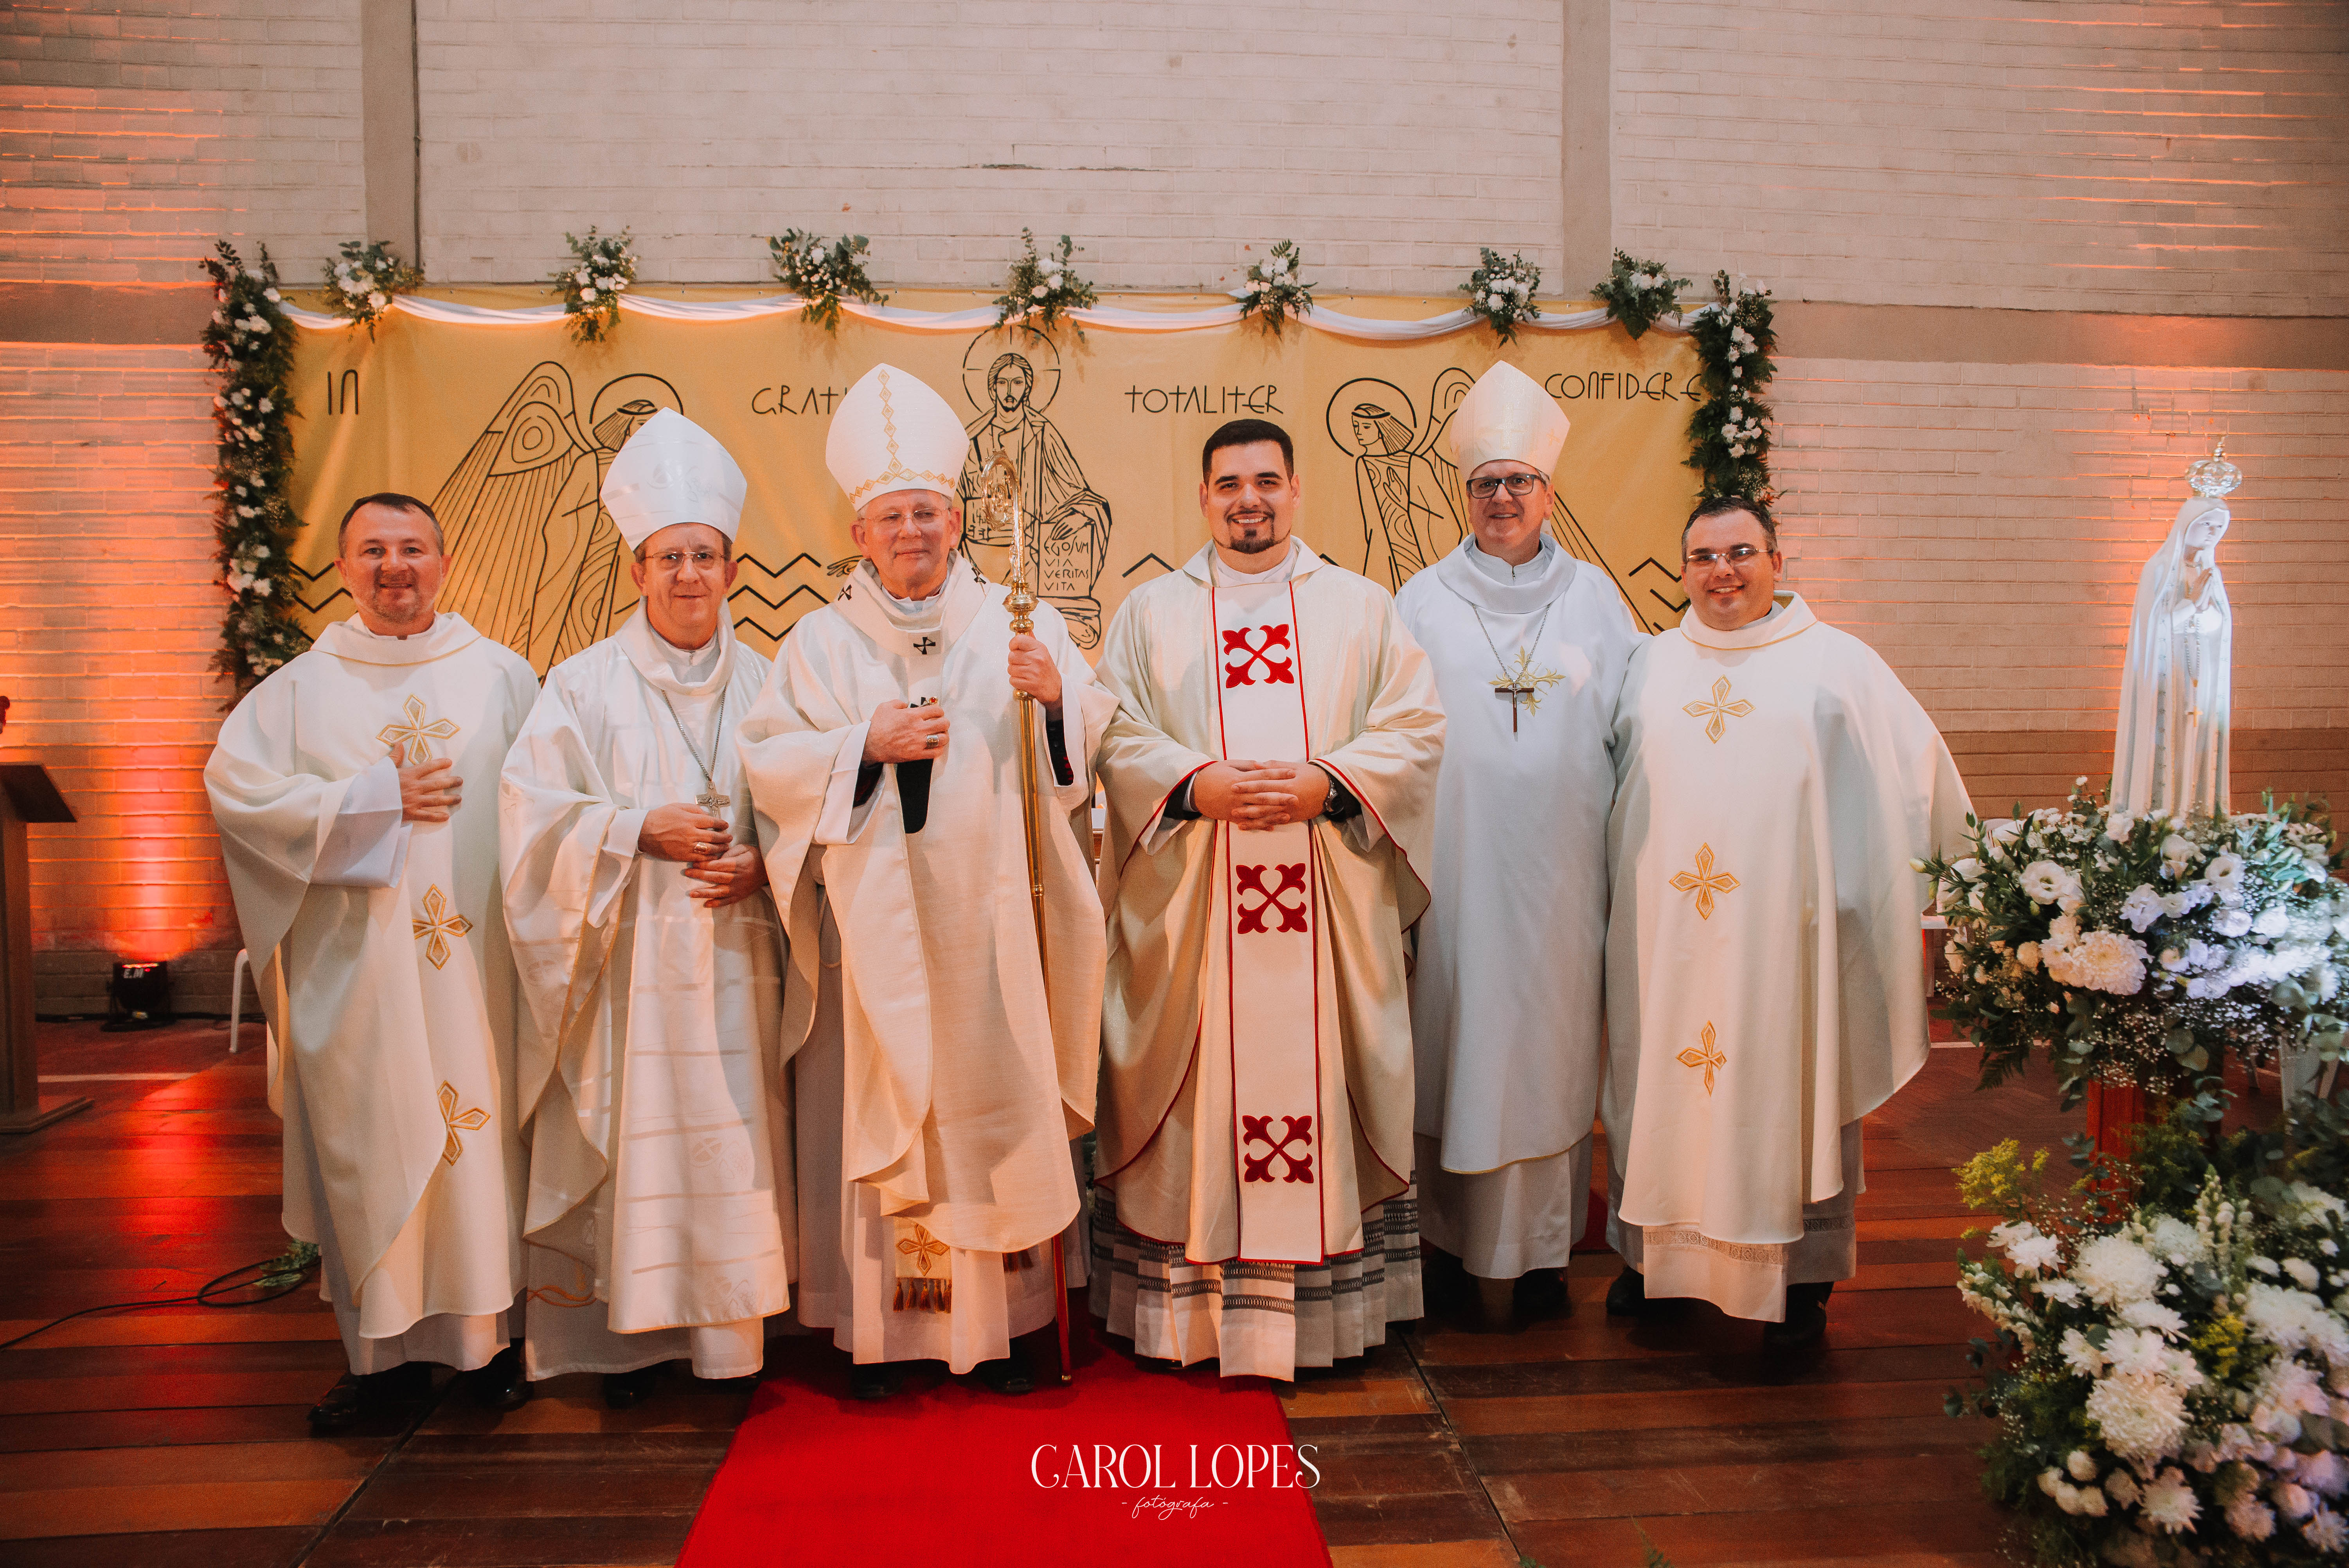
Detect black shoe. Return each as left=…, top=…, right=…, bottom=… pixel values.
left=973, top=1355, right=1034, bottom=1396
left=308, top=1372, right=364, bottom=1433
left=848, top=1360, right=901, bottom=1401
left=1514, top=1268, right=1571, bottom=1320
left=1761, top=1282, right=1833, bottom=1351
left=1604, top=1265, right=1648, bottom=1318
left=602, top=1365, right=660, bottom=1410
left=467, top=1344, right=531, bottom=1412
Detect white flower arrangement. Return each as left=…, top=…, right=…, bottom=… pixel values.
left=1953, top=1113, right=2349, bottom=1565
left=1460, top=247, right=1542, bottom=343
left=550, top=227, right=635, bottom=344
left=1234, top=239, right=1315, bottom=333
left=320, top=239, right=421, bottom=337
left=201, top=240, right=308, bottom=686
left=991, top=229, right=1096, bottom=337
left=1926, top=781, right=2345, bottom=1114
left=1682, top=270, right=1777, bottom=511
left=1592, top=248, right=1690, bottom=341
left=766, top=229, right=888, bottom=334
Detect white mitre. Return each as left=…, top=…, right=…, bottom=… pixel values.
left=1447, top=361, right=1571, bottom=480
left=827, top=363, right=965, bottom=512
left=600, top=408, right=747, bottom=550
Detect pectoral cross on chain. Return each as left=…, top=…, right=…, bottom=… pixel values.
left=696, top=786, right=731, bottom=815
left=1491, top=648, right=1565, bottom=734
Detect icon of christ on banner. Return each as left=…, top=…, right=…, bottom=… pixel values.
left=956, top=347, right=1114, bottom=649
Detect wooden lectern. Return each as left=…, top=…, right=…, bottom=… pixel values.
left=0, top=764, right=90, bottom=1133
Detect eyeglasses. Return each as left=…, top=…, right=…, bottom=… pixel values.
left=1683, top=545, right=1768, bottom=571
left=865, top=506, right=950, bottom=532
left=645, top=549, right=725, bottom=574
left=1466, top=473, right=1545, bottom=500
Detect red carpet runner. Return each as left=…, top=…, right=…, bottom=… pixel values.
left=678, top=1298, right=1333, bottom=1566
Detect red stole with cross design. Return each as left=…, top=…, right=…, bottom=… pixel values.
left=1202, top=574, right=1326, bottom=1264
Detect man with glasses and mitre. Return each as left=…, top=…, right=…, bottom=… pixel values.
left=499, top=410, right=793, bottom=1407
left=1395, top=363, right=1641, bottom=1330
left=737, top=364, right=1116, bottom=1399
left=1601, top=494, right=1969, bottom=1350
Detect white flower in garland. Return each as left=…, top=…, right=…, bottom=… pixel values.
left=321, top=239, right=420, bottom=337
left=1234, top=240, right=1315, bottom=333
left=551, top=227, right=637, bottom=344
left=1461, top=246, right=1543, bottom=344
left=991, top=229, right=1096, bottom=336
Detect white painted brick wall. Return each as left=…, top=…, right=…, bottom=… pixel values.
left=413, top=0, right=1567, bottom=290
left=1774, top=360, right=2349, bottom=732
left=0, top=343, right=241, bottom=1010
left=1613, top=0, right=2349, bottom=315
left=0, top=0, right=366, bottom=284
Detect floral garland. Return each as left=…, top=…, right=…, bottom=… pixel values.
left=321, top=239, right=421, bottom=337
left=1590, top=249, right=1689, bottom=341
left=993, top=230, right=1096, bottom=336
left=767, top=229, right=889, bottom=333
left=550, top=227, right=635, bottom=344
left=1235, top=240, right=1315, bottom=332
left=1460, top=248, right=1541, bottom=343
left=201, top=241, right=308, bottom=689
left=1683, top=270, right=1777, bottom=505
left=1952, top=1107, right=2349, bottom=1565
left=1923, top=783, right=2345, bottom=1118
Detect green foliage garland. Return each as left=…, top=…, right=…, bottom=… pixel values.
left=1235, top=239, right=1315, bottom=333
left=321, top=239, right=421, bottom=338
left=1683, top=270, right=1777, bottom=505
left=993, top=230, right=1096, bottom=337
left=201, top=241, right=308, bottom=691
left=1460, top=248, right=1541, bottom=343
left=550, top=227, right=635, bottom=344
left=1590, top=249, right=1689, bottom=341
left=768, top=230, right=889, bottom=333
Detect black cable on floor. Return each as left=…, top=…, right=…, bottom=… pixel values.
left=0, top=1242, right=319, bottom=1351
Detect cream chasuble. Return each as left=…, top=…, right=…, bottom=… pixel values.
left=1603, top=593, right=1970, bottom=1321
left=206, top=613, right=537, bottom=1374
left=499, top=610, right=793, bottom=1379
left=1093, top=539, right=1444, bottom=1377
left=1395, top=538, right=1641, bottom=1276
left=737, top=559, right=1114, bottom=1373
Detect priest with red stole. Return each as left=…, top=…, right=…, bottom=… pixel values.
left=1603, top=495, right=1970, bottom=1349
left=1093, top=418, right=1446, bottom=1380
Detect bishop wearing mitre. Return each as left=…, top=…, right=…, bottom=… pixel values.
left=499, top=411, right=793, bottom=1406
left=1395, top=364, right=1640, bottom=1326
left=1603, top=496, right=1969, bottom=1348
left=1094, top=418, right=1445, bottom=1381
left=737, top=364, right=1115, bottom=1399
left=206, top=493, right=539, bottom=1431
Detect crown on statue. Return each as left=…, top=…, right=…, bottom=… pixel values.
left=2185, top=437, right=2242, bottom=500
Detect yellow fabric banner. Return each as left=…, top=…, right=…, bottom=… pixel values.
left=285, top=293, right=1702, bottom=667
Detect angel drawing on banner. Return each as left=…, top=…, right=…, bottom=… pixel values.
left=955, top=333, right=1114, bottom=647
left=430, top=364, right=680, bottom=673
left=1329, top=373, right=1468, bottom=592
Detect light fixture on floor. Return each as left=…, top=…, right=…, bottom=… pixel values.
left=104, top=960, right=173, bottom=1032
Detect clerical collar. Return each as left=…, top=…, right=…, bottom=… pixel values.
left=317, top=610, right=482, bottom=667
left=1679, top=591, right=1819, bottom=651
left=878, top=579, right=948, bottom=630
left=1212, top=538, right=1302, bottom=586
left=617, top=605, right=734, bottom=696
left=1467, top=536, right=1555, bottom=583
left=655, top=629, right=722, bottom=684
left=1432, top=534, right=1576, bottom=617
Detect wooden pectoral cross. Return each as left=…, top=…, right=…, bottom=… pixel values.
left=1491, top=650, right=1565, bottom=734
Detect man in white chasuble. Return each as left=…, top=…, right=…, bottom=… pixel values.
left=1603, top=496, right=1971, bottom=1349
left=500, top=411, right=794, bottom=1407
left=207, top=493, right=539, bottom=1431
left=1395, top=363, right=1641, bottom=1327
left=738, top=364, right=1115, bottom=1399
left=1094, top=418, right=1446, bottom=1381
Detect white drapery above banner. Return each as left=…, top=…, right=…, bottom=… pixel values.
left=283, top=291, right=1701, bottom=342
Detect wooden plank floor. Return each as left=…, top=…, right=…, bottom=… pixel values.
left=5, top=1018, right=2172, bottom=1566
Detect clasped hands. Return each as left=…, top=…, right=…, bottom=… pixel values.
left=637, top=803, right=768, bottom=908
left=860, top=634, right=1061, bottom=765
left=1191, top=759, right=1330, bottom=831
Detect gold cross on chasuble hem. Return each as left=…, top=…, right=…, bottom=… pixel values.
left=379, top=694, right=460, bottom=765
left=412, top=885, right=473, bottom=969
left=1683, top=676, right=1754, bottom=743
left=437, top=1081, right=490, bottom=1164
left=892, top=1219, right=952, bottom=1313
left=1669, top=844, right=1739, bottom=920
left=1676, top=1022, right=1727, bottom=1095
